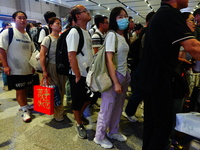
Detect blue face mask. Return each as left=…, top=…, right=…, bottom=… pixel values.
left=117, top=18, right=129, bottom=30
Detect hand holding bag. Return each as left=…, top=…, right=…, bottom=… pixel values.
left=33, top=78, right=61, bottom=115
left=34, top=79, right=54, bottom=115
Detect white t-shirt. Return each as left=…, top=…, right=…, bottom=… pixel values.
left=66, top=27, right=93, bottom=77
left=41, top=35, right=57, bottom=64
left=0, top=27, right=34, bottom=75
left=38, top=25, right=49, bottom=43
left=89, top=25, right=97, bottom=36
left=105, top=32, right=129, bottom=76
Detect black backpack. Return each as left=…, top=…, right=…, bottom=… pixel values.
left=8, top=28, right=14, bottom=46
left=34, top=26, right=49, bottom=51
left=56, top=26, right=84, bottom=76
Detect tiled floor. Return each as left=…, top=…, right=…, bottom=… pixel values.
left=0, top=73, right=143, bottom=150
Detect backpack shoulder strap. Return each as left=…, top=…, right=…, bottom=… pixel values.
left=43, top=26, right=49, bottom=36
left=108, top=30, right=118, bottom=53
left=46, top=35, right=52, bottom=58
left=73, top=26, right=84, bottom=56
left=94, top=32, right=103, bottom=45
left=93, top=28, right=96, bottom=33
left=88, top=31, right=91, bottom=37
left=8, top=28, right=13, bottom=46
left=106, top=30, right=118, bottom=66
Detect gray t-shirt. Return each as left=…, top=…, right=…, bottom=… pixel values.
left=41, top=35, right=57, bottom=64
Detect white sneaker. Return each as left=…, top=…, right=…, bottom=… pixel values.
left=122, top=111, right=138, bottom=122
left=19, top=104, right=34, bottom=111
left=107, top=132, right=127, bottom=142
left=22, top=110, right=31, bottom=122
left=93, top=137, right=113, bottom=149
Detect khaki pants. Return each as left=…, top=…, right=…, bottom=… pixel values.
left=45, top=63, right=67, bottom=119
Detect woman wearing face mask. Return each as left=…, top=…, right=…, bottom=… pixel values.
left=93, top=7, right=131, bottom=149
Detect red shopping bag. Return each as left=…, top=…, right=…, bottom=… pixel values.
left=33, top=85, right=54, bottom=115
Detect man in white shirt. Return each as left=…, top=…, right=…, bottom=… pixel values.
left=38, top=11, right=56, bottom=44
left=67, top=4, right=93, bottom=139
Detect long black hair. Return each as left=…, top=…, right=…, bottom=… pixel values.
left=181, top=12, right=191, bottom=21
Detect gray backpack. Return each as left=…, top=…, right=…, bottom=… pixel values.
left=86, top=30, right=118, bottom=92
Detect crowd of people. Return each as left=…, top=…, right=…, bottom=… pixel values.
left=0, top=0, right=200, bottom=149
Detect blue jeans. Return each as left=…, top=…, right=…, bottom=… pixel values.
left=2, top=70, right=8, bottom=86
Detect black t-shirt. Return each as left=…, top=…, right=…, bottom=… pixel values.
left=138, top=3, right=195, bottom=96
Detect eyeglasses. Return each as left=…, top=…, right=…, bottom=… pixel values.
left=77, top=9, right=89, bottom=14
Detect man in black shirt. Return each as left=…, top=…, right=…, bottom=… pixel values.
left=138, top=0, right=200, bottom=150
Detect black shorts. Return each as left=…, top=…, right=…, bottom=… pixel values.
left=7, top=74, right=33, bottom=90
left=69, top=75, right=92, bottom=110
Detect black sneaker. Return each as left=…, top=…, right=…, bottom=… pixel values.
left=76, top=124, right=87, bottom=139
left=81, top=116, right=89, bottom=125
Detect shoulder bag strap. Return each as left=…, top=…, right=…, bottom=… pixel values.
left=45, top=35, right=52, bottom=67
left=94, top=32, right=103, bottom=45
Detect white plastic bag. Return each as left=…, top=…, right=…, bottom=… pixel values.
left=29, top=49, right=44, bottom=72
left=175, top=112, right=200, bottom=138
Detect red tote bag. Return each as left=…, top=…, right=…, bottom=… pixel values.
left=34, top=85, right=54, bottom=115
